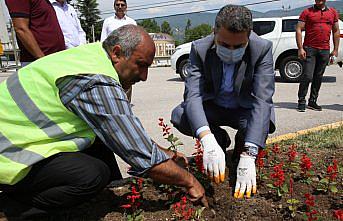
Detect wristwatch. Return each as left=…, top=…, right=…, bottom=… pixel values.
left=243, top=144, right=259, bottom=157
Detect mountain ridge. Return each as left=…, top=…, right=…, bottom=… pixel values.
left=141, top=1, right=342, bottom=37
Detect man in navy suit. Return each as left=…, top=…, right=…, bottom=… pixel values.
left=171, top=5, right=276, bottom=199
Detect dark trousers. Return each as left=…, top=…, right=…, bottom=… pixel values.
left=298, top=47, right=330, bottom=104
left=171, top=100, right=251, bottom=154
left=0, top=138, right=122, bottom=212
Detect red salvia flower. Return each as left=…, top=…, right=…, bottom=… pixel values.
left=333, top=209, right=343, bottom=221
left=289, top=176, right=294, bottom=195
left=327, top=159, right=339, bottom=181
left=137, top=178, right=144, bottom=189
left=120, top=204, right=132, bottom=209
left=192, top=139, right=204, bottom=173
left=306, top=210, right=318, bottom=221
left=257, top=149, right=267, bottom=168
left=158, top=118, right=172, bottom=136
left=172, top=196, right=195, bottom=220
left=272, top=144, right=280, bottom=154
left=287, top=144, right=297, bottom=162
left=300, top=154, right=312, bottom=176
left=304, top=193, right=318, bottom=221
left=121, top=178, right=143, bottom=213
left=270, top=163, right=285, bottom=187
left=304, top=193, right=315, bottom=208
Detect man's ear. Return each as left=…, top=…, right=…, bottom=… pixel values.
left=110, top=45, right=122, bottom=63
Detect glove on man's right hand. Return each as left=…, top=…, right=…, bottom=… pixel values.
left=200, top=133, right=226, bottom=183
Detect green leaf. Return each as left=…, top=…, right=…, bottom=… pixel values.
left=330, top=185, right=338, bottom=193
left=172, top=136, right=179, bottom=142
left=175, top=140, right=183, bottom=146
left=266, top=183, right=275, bottom=189
left=290, top=162, right=299, bottom=167
left=316, top=187, right=326, bottom=191
left=288, top=205, right=296, bottom=211
left=167, top=134, right=174, bottom=142
left=319, top=178, right=329, bottom=184
left=262, top=174, right=269, bottom=180
left=287, top=199, right=300, bottom=204
left=281, top=184, right=289, bottom=193
left=277, top=189, right=282, bottom=197
left=305, top=178, right=312, bottom=185
left=195, top=207, right=205, bottom=218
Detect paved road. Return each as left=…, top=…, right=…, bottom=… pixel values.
left=1, top=65, right=342, bottom=176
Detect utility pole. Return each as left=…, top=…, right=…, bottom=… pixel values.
left=282, top=5, right=291, bottom=16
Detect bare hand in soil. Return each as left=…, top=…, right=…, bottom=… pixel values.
left=187, top=178, right=209, bottom=207
left=172, top=151, right=189, bottom=169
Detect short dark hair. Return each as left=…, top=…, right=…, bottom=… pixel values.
left=215, top=5, right=252, bottom=33
left=114, top=0, right=127, bottom=4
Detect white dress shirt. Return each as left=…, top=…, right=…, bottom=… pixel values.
left=100, top=15, right=137, bottom=41
left=50, top=0, right=87, bottom=49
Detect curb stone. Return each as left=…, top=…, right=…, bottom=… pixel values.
left=266, top=121, right=343, bottom=144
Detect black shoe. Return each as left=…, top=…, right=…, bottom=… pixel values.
left=297, top=103, right=306, bottom=112
left=308, top=102, right=322, bottom=111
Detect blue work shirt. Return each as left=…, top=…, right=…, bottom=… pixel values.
left=214, top=62, right=239, bottom=109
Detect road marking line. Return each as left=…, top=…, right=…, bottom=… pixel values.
left=266, top=121, right=343, bottom=144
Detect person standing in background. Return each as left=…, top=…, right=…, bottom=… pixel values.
left=100, top=0, right=137, bottom=42
left=50, top=0, right=87, bottom=49
left=5, top=0, right=65, bottom=67
left=296, top=0, right=340, bottom=112
left=101, top=0, right=137, bottom=102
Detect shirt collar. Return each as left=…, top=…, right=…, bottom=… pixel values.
left=114, top=14, right=127, bottom=20
left=313, top=4, right=329, bottom=11
left=50, top=0, right=67, bottom=7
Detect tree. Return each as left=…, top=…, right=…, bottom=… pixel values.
left=184, top=24, right=212, bottom=43
left=76, top=0, right=101, bottom=41
left=185, top=19, right=191, bottom=32
left=161, top=21, right=172, bottom=35
left=137, top=19, right=160, bottom=33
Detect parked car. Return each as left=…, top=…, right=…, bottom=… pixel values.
left=171, top=16, right=343, bottom=82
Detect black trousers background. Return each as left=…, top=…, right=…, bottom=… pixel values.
left=298, top=47, right=330, bottom=104
left=0, top=138, right=122, bottom=212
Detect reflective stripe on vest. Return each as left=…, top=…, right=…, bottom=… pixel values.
left=0, top=43, right=119, bottom=185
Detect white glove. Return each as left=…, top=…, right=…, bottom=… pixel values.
left=234, top=154, right=257, bottom=198
left=200, top=133, right=226, bottom=183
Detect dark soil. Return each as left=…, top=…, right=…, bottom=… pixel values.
left=1, top=144, right=342, bottom=221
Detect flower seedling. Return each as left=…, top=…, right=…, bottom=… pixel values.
left=304, top=193, right=320, bottom=221
left=317, top=160, right=339, bottom=193
left=300, top=154, right=314, bottom=184
left=267, top=163, right=288, bottom=197
left=158, top=118, right=183, bottom=152
left=121, top=178, right=144, bottom=221
left=172, top=196, right=195, bottom=220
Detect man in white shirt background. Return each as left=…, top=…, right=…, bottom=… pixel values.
left=50, top=0, right=87, bottom=49
left=101, top=0, right=137, bottom=102
left=100, top=0, right=137, bottom=42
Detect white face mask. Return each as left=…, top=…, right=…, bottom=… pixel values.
left=216, top=44, right=247, bottom=64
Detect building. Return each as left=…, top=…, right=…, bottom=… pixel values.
left=149, top=33, right=175, bottom=67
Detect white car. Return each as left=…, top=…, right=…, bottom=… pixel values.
left=171, top=16, right=343, bottom=82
